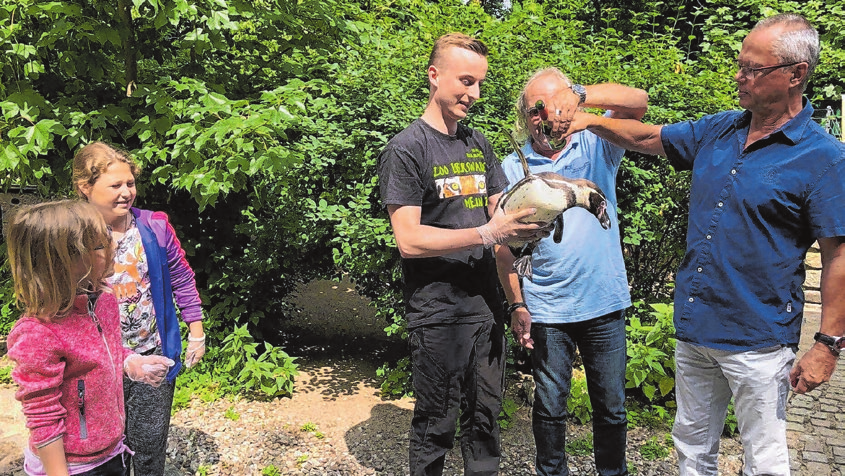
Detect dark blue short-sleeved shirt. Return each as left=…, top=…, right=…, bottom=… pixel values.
left=661, top=99, right=845, bottom=351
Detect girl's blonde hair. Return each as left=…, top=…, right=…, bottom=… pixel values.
left=72, top=141, right=141, bottom=199
left=7, top=200, right=113, bottom=319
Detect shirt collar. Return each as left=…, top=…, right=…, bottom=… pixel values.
left=734, top=97, right=815, bottom=146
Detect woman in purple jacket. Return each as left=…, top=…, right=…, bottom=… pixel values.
left=72, top=142, right=206, bottom=476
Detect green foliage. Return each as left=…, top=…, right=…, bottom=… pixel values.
left=639, top=434, right=673, bottom=460
left=0, top=363, right=11, bottom=384
left=724, top=401, right=739, bottom=436
left=0, top=251, right=19, bottom=336
left=377, top=356, right=412, bottom=397
left=567, top=372, right=593, bottom=425
left=224, top=406, right=240, bottom=421
left=564, top=433, right=593, bottom=457
left=261, top=465, right=281, bottom=476
left=172, top=323, right=298, bottom=410
left=627, top=402, right=674, bottom=430
left=217, top=324, right=299, bottom=397
left=626, top=303, right=676, bottom=404
left=498, top=396, right=519, bottom=430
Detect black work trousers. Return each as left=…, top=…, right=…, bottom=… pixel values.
left=408, top=319, right=506, bottom=476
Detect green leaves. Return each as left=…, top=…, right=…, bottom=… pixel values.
left=625, top=303, right=676, bottom=403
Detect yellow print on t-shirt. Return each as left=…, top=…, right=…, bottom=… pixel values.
left=436, top=174, right=487, bottom=200
left=432, top=159, right=487, bottom=178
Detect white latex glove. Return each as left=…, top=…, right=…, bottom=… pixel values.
left=185, top=334, right=206, bottom=368
left=123, top=354, right=175, bottom=387
left=476, top=207, right=552, bottom=247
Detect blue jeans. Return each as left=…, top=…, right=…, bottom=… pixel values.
left=530, top=310, right=628, bottom=476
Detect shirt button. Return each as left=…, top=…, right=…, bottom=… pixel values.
left=706, top=234, right=712, bottom=239
left=718, top=202, right=724, bottom=207
left=731, top=169, right=737, bottom=175
left=697, top=267, right=703, bottom=272
left=688, top=297, right=694, bottom=303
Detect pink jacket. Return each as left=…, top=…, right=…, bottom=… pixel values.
left=7, top=292, right=132, bottom=464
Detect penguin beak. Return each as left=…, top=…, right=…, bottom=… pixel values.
left=597, top=201, right=611, bottom=229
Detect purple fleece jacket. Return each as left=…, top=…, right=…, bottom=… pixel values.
left=132, top=208, right=202, bottom=381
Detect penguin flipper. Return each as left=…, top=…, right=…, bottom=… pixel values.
left=553, top=215, right=564, bottom=243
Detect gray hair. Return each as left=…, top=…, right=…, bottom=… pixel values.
left=753, top=13, right=819, bottom=91
left=513, top=68, right=572, bottom=141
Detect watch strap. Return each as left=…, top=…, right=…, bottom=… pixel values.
left=571, top=83, right=587, bottom=105
left=507, top=302, right=529, bottom=314
left=814, top=332, right=843, bottom=355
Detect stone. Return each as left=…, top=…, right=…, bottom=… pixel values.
left=803, top=289, right=821, bottom=305
left=804, top=269, right=822, bottom=289
left=802, top=451, right=828, bottom=463
left=805, top=250, right=823, bottom=269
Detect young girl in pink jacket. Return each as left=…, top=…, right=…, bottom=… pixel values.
left=6, top=200, right=173, bottom=476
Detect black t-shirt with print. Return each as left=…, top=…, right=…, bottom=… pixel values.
left=378, top=119, right=508, bottom=329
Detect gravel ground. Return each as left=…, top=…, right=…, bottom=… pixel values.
left=1, top=279, right=747, bottom=475
left=159, top=358, right=744, bottom=476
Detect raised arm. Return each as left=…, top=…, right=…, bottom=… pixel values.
left=568, top=113, right=666, bottom=157
left=582, top=83, right=648, bottom=120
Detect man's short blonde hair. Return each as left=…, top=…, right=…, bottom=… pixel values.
left=427, top=33, right=489, bottom=69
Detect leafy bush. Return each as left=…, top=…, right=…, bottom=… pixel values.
left=626, top=303, right=676, bottom=403
left=567, top=371, right=593, bottom=425
left=2, top=0, right=843, bottom=409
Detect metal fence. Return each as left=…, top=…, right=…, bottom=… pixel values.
left=811, top=94, right=844, bottom=142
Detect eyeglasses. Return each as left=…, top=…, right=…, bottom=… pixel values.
left=736, top=61, right=804, bottom=78
left=526, top=107, right=542, bottom=118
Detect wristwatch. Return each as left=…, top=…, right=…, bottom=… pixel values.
left=813, top=332, right=845, bottom=355
left=570, top=83, right=587, bottom=105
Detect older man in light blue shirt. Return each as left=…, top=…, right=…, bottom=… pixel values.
left=496, top=69, right=647, bottom=476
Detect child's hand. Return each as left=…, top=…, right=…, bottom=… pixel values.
left=123, top=354, right=175, bottom=387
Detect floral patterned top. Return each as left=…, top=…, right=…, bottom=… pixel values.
left=107, top=215, right=160, bottom=353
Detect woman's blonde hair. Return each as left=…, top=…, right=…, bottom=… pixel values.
left=7, top=200, right=113, bottom=319
left=72, top=141, right=141, bottom=199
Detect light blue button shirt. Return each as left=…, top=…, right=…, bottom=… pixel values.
left=501, top=129, right=631, bottom=323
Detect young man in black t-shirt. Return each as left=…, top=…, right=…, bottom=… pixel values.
left=378, top=33, right=547, bottom=476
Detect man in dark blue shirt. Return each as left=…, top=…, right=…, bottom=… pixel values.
left=555, top=13, right=845, bottom=476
